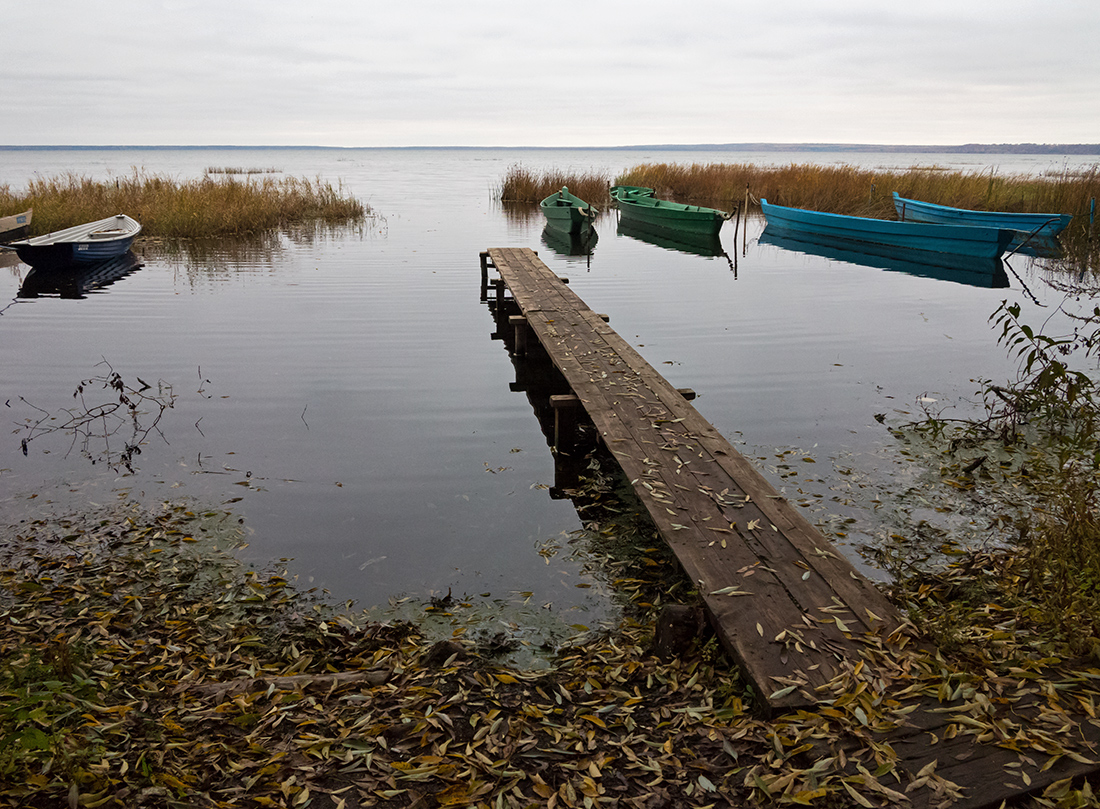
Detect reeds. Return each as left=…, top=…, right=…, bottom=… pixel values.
left=496, top=164, right=612, bottom=205
left=0, top=170, right=368, bottom=239
left=614, top=161, right=1100, bottom=245
left=496, top=160, right=1100, bottom=249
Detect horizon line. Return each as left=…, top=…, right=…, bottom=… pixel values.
left=2, top=142, right=1100, bottom=154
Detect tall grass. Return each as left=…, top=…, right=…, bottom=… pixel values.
left=616, top=161, right=1098, bottom=232
left=496, top=164, right=612, bottom=205
left=0, top=170, right=368, bottom=239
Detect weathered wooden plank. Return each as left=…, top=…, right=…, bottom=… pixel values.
left=485, top=247, right=902, bottom=711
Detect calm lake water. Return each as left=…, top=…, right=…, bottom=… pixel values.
left=1, top=147, right=1095, bottom=640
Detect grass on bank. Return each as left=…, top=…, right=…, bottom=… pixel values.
left=0, top=170, right=368, bottom=239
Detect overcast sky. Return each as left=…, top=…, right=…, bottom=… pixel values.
left=4, top=0, right=1097, bottom=148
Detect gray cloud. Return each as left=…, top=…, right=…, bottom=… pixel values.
left=3, top=0, right=1097, bottom=146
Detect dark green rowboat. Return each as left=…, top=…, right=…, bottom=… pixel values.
left=540, top=186, right=598, bottom=235
left=611, top=185, right=731, bottom=236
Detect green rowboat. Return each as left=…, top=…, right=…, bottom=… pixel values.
left=540, top=186, right=598, bottom=235
left=611, top=186, right=730, bottom=236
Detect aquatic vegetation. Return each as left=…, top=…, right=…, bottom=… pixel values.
left=614, top=161, right=1100, bottom=262
left=496, top=164, right=612, bottom=206
left=886, top=289, right=1100, bottom=655
left=0, top=170, right=368, bottom=239
left=14, top=359, right=175, bottom=473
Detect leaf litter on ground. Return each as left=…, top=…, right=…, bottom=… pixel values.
left=0, top=493, right=1098, bottom=808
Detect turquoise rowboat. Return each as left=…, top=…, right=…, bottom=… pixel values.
left=611, top=185, right=731, bottom=236
left=760, top=199, right=1013, bottom=259
left=540, top=186, right=598, bottom=235
left=893, top=192, right=1071, bottom=236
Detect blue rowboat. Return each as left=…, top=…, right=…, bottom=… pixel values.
left=760, top=199, right=1013, bottom=258
left=611, top=185, right=731, bottom=236
left=893, top=192, right=1071, bottom=236
left=7, top=213, right=142, bottom=269
left=540, top=186, right=598, bottom=235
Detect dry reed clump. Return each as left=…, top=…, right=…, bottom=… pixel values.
left=0, top=170, right=368, bottom=239
left=614, top=161, right=1100, bottom=240
left=496, top=164, right=612, bottom=205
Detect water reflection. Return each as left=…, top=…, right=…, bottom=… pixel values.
left=540, top=224, right=598, bottom=260
left=616, top=219, right=728, bottom=258
left=18, top=251, right=144, bottom=299
left=486, top=288, right=599, bottom=498
left=141, top=221, right=377, bottom=275
left=143, top=234, right=285, bottom=274
left=759, top=227, right=1009, bottom=288
left=1007, top=233, right=1063, bottom=260
left=499, top=201, right=542, bottom=228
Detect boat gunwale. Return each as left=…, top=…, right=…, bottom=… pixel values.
left=12, top=214, right=142, bottom=248
left=892, top=192, right=1071, bottom=235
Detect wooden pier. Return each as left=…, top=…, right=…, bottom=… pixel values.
left=481, top=247, right=1100, bottom=805
left=482, top=247, right=901, bottom=712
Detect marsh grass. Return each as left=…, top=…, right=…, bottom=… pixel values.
left=615, top=161, right=1100, bottom=256
left=0, top=170, right=368, bottom=239
left=496, top=164, right=612, bottom=205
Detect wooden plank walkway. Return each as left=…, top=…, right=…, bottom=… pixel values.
left=482, top=247, right=903, bottom=713
left=481, top=247, right=1100, bottom=804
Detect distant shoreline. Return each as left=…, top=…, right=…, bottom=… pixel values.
left=1, top=143, right=1099, bottom=155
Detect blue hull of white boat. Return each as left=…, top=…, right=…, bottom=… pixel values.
left=760, top=200, right=1013, bottom=258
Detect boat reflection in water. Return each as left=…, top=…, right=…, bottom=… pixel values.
left=18, top=251, right=144, bottom=299
left=1008, top=233, right=1063, bottom=260
left=759, top=227, right=1009, bottom=289
left=616, top=219, right=727, bottom=258
left=540, top=223, right=598, bottom=260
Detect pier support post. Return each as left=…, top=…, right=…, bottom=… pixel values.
left=492, top=278, right=507, bottom=308
left=479, top=251, right=491, bottom=300
left=550, top=394, right=582, bottom=453
left=509, top=315, right=528, bottom=356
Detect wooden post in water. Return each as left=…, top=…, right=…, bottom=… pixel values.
left=509, top=315, right=528, bottom=356
left=743, top=184, right=750, bottom=255
left=550, top=394, right=582, bottom=452
left=479, top=251, right=491, bottom=301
